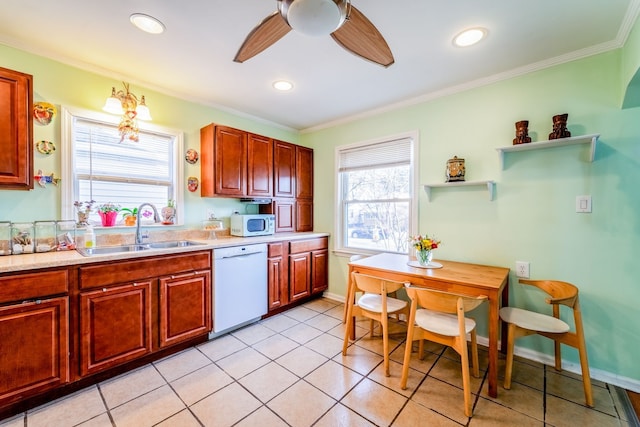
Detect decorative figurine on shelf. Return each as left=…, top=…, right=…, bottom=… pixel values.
left=161, top=199, right=176, bottom=225
left=446, top=156, right=466, bottom=182
left=549, top=113, right=571, bottom=140
left=513, top=120, right=532, bottom=145
left=74, top=200, right=95, bottom=226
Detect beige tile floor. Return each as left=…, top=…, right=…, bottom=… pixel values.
left=1, top=298, right=636, bottom=427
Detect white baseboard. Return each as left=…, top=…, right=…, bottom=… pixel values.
left=324, top=291, right=640, bottom=393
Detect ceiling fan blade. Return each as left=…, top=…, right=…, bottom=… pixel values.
left=331, top=5, right=394, bottom=67
left=234, top=11, right=292, bottom=63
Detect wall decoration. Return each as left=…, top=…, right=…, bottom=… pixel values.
left=36, top=140, right=56, bottom=155
left=34, top=170, right=61, bottom=187
left=33, top=102, right=57, bottom=125
left=513, top=120, right=532, bottom=145
left=187, top=176, right=199, bottom=192
left=549, top=113, right=571, bottom=140
left=185, top=148, right=199, bottom=164
left=445, top=156, right=465, bottom=182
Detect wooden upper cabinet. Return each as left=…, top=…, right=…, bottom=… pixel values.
left=274, top=140, right=296, bottom=198
left=247, top=133, right=273, bottom=197
left=200, top=124, right=247, bottom=197
left=295, top=146, right=313, bottom=199
left=0, top=67, right=33, bottom=190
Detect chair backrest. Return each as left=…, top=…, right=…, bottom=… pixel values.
left=519, top=279, right=579, bottom=308
left=351, top=272, right=406, bottom=295
left=404, top=285, right=487, bottom=315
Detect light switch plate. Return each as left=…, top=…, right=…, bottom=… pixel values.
left=576, top=195, right=592, bottom=213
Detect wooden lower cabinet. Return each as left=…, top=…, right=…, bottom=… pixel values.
left=79, top=282, right=153, bottom=376
left=159, top=271, right=211, bottom=348
left=267, top=237, right=329, bottom=313
left=0, top=297, right=69, bottom=405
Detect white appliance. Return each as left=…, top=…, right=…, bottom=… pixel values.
left=211, top=244, right=268, bottom=338
left=230, top=214, right=275, bottom=237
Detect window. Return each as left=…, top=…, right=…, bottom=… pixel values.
left=336, top=132, right=418, bottom=254
left=61, top=107, right=183, bottom=226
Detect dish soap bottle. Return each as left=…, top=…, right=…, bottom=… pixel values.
left=84, top=226, right=96, bottom=248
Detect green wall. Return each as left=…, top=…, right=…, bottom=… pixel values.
left=303, top=50, right=640, bottom=389
left=0, top=44, right=300, bottom=227
left=623, top=13, right=640, bottom=108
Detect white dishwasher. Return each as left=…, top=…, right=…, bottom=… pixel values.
left=210, top=243, right=268, bottom=338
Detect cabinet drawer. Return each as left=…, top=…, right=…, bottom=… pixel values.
left=268, top=242, right=285, bottom=257
left=79, top=251, right=211, bottom=290
left=289, top=237, right=328, bottom=254
left=0, top=269, right=68, bottom=304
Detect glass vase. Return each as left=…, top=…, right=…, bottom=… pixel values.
left=416, top=249, right=433, bottom=266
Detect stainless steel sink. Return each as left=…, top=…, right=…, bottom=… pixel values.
left=76, top=244, right=151, bottom=257
left=76, top=240, right=204, bottom=256
left=147, top=240, right=204, bottom=249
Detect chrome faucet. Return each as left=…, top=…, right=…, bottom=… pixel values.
left=135, top=203, right=160, bottom=244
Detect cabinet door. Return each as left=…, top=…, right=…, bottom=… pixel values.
left=289, top=252, right=311, bottom=302
left=0, top=67, right=33, bottom=190
left=215, top=126, right=247, bottom=196
left=267, top=243, right=288, bottom=311
left=274, top=199, right=295, bottom=232
left=79, top=282, right=153, bottom=376
left=296, top=199, right=313, bottom=232
left=295, top=146, right=313, bottom=199
left=247, top=133, right=273, bottom=197
left=159, top=271, right=211, bottom=348
left=311, top=249, right=328, bottom=294
left=0, top=297, right=68, bottom=405
left=274, top=140, right=296, bottom=198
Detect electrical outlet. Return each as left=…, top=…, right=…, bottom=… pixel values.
left=515, top=261, right=530, bottom=278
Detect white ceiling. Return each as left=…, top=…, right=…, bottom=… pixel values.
left=1, top=0, right=638, bottom=131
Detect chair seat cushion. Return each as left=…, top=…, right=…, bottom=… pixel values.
left=500, top=307, right=570, bottom=333
left=358, top=293, right=407, bottom=313
left=415, top=309, right=476, bottom=337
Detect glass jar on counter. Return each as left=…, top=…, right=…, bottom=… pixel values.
left=35, top=221, right=57, bottom=252
left=11, top=222, right=34, bottom=254
left=55, top=220, right=77, bottom=251
left=0, top=221, right=11, bottom=255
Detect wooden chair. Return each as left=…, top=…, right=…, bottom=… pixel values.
left=400, top=285, right=487, bottom=417
left=342, top=272, right=409, bottom=376
left=343, top=254, right=368, bottom=324
left=499, top=279, right=593, bottom=407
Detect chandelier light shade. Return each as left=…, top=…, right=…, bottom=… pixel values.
left=102, top=82, right=152, bottom=142
left=281, top=0, right=350, bottom=37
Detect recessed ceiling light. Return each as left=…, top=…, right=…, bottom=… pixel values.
left=453, top=28, right=487, bottom=47
left=130, top=13, right=165, bottom=34
left=273, top=80, right=294, bottom=91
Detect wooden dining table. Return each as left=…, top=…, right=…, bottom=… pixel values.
left=348, top=253, right=510, bottom=398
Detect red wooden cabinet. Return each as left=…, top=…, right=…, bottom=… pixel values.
left=267, top=242, right=288, bottom=311
left=274, top=140, right=296, bottom=198
left=0, top=67, right=33, bottom=190
left=247, top=133, right=273, bottom=197
left=159, top=270, right=211, bottom=348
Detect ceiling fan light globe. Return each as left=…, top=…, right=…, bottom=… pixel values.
left=286, top=0, right=347, bottom=37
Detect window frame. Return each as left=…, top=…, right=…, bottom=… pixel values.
left=60, top=106, right=184, bottom=227
left=334, top=131, right=419, bottom=256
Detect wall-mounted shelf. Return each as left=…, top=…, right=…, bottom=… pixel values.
left=496, top=133, right=599, bottom=169
left=423, top=180, right=495, bottom=201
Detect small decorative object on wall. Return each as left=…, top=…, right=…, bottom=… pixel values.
left=513, top=120, right=532, bottom=145
left=187, top=176, right=199, bottom=192
left=34, top=170, right=61, bottom=187
left=97, top=203, right=120, bottom=227
left=36, top=140, right=56, bottom=155
left=445, top=156, right=465, bottom=182
left=161, top=199, right=176, bottom=224
left=33, top=101, right=57, bottom=126
left=74, top=200, right=95, bottom=226
left=549, top=113, right=571, bottom=140
left=185, top=148, right=199, bottom=164
left=408, top=234, right=442, bottom=268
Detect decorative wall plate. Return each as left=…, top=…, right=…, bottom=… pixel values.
left=36, top=140, right=56, bottom=155
left=187, top=176, right=199, bottom=192
left=33, top=102, right=57, bottom=125
left=185, top=148, right=199, bottom=164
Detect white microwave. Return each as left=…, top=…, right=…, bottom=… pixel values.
left=230, top=214, right=275, bottom=237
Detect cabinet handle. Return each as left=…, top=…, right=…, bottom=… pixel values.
left=133, top=283, right=138, bottom=286
left=102, top=288, right=107, bottom=292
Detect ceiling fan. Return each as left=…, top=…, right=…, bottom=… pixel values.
left=234, top=0, right=394, bottom=67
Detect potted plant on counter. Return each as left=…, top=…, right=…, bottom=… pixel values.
left=97, top=203, right=120, bottom=227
